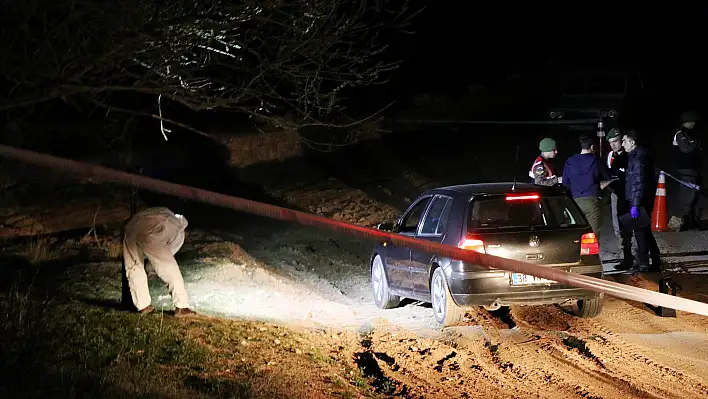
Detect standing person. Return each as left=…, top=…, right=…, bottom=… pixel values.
left=123, top=207, right=197, bottom=316
left=562, top=135, right=612, bottom=237
left=529, top=137, right=562, bottom=186
left=620, top=130, right=661, bottom=272
left=605, top=128, right=632, bottom=268
left=672, top=110, right=704, bottom=230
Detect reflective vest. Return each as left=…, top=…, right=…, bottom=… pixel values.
left=528, top=155, right=556, bottom=181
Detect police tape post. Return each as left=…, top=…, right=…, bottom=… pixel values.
left=2, top=143, right=708, bottom=317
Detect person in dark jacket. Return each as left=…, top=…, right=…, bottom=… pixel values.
left=562, top=135, right=608, bottom=236
left=672, top=111, right=704, bottom=230
left=605, top=128, right=632, bottom=268
left=620, top=129, right=661, bottom=272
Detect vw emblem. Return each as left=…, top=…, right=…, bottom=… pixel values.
left=529, top=235, right=541, bottom=247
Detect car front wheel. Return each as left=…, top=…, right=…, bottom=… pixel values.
left=371, top=255, right=401, bottom=309
left=430, top=267, right=465, bottom=327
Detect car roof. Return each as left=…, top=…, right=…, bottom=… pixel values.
left=422, top=182, right=569, bottom=199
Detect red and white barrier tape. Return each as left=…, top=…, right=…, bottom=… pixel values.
left=390, top=118, right=601, bottom=126
left=661, top=170, right=701, bottom=192
left=2, top=143, right=708, bottom=316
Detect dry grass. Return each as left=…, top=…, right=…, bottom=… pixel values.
left=24, top=237, right=61, bottom=265
left=103, top=239, right=123, bottom=260
left=221, top=130, right=302, bottom=167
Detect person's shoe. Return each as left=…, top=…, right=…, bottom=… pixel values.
left=635, top=263, right=651, bottom=273
left=174, top=307, right=197, bottom=318
left=650, top=256, right=662, bottom=272
left=138, top=305, right=154, bottom=315
left=614, top=259, right=634, bottom=271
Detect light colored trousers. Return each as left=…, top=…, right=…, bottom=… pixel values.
left=123, top=207, right=190, bottom=311
left=610, top=192, right=621, bottom=239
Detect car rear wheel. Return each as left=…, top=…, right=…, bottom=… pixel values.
left=371, top=255, right=401, bottom=309
left=430, top=267, right=465, bottom=327
left=570, top=294, right=604, bottom=318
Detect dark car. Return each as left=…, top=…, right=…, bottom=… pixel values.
left=370, top=182, right=604, bottom=326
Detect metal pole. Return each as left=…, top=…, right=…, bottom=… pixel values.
left=596, top=121, right=605, bottom=158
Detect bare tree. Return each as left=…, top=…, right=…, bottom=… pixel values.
left=1, top=0, right=417, bottom=141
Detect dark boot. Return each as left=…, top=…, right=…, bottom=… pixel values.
left=650, top=256, right=662, bottom=273
left=614, top=259, right=634, bottom=271
left=635, top=263, right=652, bottom=273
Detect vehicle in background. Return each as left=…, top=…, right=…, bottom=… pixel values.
left=370, top=183, right=604, bottom=327
left=547, top=71, right=644, bottom=135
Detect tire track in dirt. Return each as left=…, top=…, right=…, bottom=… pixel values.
left=508, top=302, right=708, bottom=399
left=465, top=306, right=664, bottom=399
left=362, top=324, right=557, bottom=399
left=565, top=301, right=708, bottom=397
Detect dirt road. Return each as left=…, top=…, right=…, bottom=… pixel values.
left=179, top=214, right=708, bottom=399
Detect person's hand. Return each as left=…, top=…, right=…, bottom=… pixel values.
left=630, top=206, right=640, bottom=219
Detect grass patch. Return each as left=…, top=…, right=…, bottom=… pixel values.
left=0, top=286, right=381, bottom=398
left=0, top=290, right=218, bottom=398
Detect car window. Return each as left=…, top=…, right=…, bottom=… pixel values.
left=436, top=197, right=453, bottom=235
left=420, top=196, right=452, bottom=235
left=469, top=194, right=587, bottom=231
left=400, top=197, right=431, bottom=233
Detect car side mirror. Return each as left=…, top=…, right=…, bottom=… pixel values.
left=376, top=222, right=394, bottom=232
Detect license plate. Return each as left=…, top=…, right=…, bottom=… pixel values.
left=510, top=273, right=556, bottom=286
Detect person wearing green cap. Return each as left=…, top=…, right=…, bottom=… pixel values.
left=528, top=137, right=561, bottom=186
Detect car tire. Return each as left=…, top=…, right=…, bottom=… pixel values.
left=570, top=294, right=604, bottom=318
left=371, top=255, right=401, bottom=309
left=430, top=267, right=465, bottom=327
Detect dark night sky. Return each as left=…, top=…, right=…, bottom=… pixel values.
left=385, top=1, right=708, bottom=100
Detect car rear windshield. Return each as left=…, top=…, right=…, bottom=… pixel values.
left=468, top=194, right=588, bottom=231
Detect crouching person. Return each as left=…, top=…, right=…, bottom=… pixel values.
left=123, top=207, right=196, bottom=317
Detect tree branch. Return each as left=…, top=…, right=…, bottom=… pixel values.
left=90, top=99, right=214, bottom=139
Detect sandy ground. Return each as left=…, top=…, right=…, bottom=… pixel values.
left=3, top=146, right=708, bottom=398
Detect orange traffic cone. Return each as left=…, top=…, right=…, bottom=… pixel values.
left=652, top=171, right=668, bottom=232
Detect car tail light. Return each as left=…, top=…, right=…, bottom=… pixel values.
left=459, top=234, right=486, bottom=253
left=505, top=193, right=540, bottom=201
left=580, top=233, right=599, bottom=255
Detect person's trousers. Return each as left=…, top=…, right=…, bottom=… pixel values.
left=612, top=193, right=633, bottom=259
left=677, top=169, right=701, bottom=222
left=574, top=196, right=602, bottom=239
left=123, top=232, right=190, bottom=311
left=632, top=203, right=661, bottom=267
left=610, top=192, right=621, bottom=239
